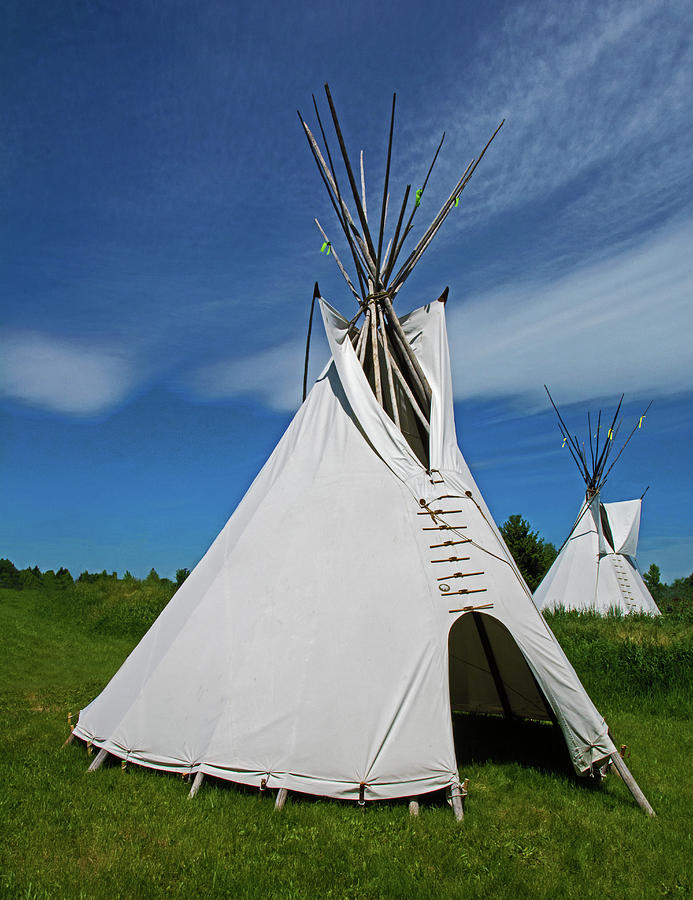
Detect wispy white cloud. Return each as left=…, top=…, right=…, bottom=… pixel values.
left=184, top=338, right=312, bottom=412
left=446, top=218, right=693, bottom=406
left=0, top=332, right=140, bottom=415
left=403, top=0, right=692, bottom=242
left=180, top=218, right=692, bottom=415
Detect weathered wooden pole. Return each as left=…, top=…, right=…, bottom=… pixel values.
left=188, top=771, right=205, bottom=799
left=610, top=751, right=655, bottom=816
left=87, top=748, right=108, bottom=772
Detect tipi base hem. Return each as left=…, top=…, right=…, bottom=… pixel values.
left=71, top=730, right=460, bottom=802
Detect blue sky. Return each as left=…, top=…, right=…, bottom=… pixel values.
left=2, top=0, right=691, bottom=581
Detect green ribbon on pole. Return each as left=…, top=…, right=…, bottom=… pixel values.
left=415, top=188, right=423, bottom=208
left=320, top=241, right=331, bottom=256
left=454, top=197, right=459, bottom=207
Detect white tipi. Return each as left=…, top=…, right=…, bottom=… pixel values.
left=535, top=391, right=659, bottom=616
left=72, top=87, right=654, bottom=816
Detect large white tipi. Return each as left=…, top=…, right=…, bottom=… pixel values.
left=73, top=87, right=653, bottom=816
left=535, top=391, right=660, bottom=617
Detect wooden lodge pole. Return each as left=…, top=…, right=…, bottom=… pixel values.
left=188, top=771, right=205, bottom=799
left=610, top=751, right=655, bottom=816
left=381, top=295, right=432, bottom=403
left=87, top=748, right=108, bottom=772
left=450, top=783, right=464, bottom=822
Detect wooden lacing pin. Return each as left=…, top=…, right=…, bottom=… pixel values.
left=423, top=524, right=467, bottom=532
left=358, top=782, right=366, bottom=806
left=437, top=570, right=484, bottom=581
left=430, top=539, right=470, bottom=549
left=445, top=587, right=488, bottom=598
left=448, top=602, right=494, bottom=613
left=260, top=777, right=268, bottom=792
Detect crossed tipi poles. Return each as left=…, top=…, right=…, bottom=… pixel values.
left=544, top=386, right=652, bottom=504
left=299, top=84, right=502, bottom=454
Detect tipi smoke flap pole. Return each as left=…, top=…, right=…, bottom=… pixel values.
left=302, top=283, right=320, bottom=402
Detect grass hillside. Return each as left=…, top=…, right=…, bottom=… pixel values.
left=1, top=581, right=691, bottom=898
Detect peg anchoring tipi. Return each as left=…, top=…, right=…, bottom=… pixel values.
left=535, top=389, right=660, bottom=616
left=71, top=86, right=654, bottom=817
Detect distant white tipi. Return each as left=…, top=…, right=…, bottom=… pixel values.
left=535, top=391, right=659, bottom=616
left=72, top=87, right=654, bottom=816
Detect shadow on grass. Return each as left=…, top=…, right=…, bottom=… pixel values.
left=452, top=712, right=575, bottom=778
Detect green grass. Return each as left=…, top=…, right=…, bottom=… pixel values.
left=1, top=588, right=691, bottom=898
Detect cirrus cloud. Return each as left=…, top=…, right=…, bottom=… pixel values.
left=0, top=331, right=141, bottom=416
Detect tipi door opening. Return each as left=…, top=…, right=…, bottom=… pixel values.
left=447, top=613, right=568, bottom=772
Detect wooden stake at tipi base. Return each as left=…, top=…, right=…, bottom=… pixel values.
left=67, top=85, right=656, bottom=823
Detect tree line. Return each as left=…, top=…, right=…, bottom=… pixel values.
left=0, top=559, right=190, bottom=591
left=1, top=515, right=691, bottom=614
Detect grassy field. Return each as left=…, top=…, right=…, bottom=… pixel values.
left=1, top=585, right=691, bottom=898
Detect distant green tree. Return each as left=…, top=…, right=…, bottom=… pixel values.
left=500, top=515, right=558, bottom=592
left=0, top=558, right=21, bottom=590
left=19, top=566, right=42, bottom=589
left=55, top=567, right=74, bottom=589
left=42, top=570, right=57, bottom=591
left=146, top=568, right=160, bottom=583
left=175, top=568, right=190, bottom=587
left=643, top=563, right=663, bottom=599
left=659, top=572, right=693, bottom=617
left=78, top=571, right=98, bottom=583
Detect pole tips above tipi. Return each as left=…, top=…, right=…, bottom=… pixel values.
left=298, top=84, right=504, bottom=306
left=299, top=86, right=503, bottom=464
left=544, top=386, right=652, bottom=499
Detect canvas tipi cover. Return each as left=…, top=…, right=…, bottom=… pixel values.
left=74, top=299, right=618, bottom=800
left=535, top=495, right=660, bottom=615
